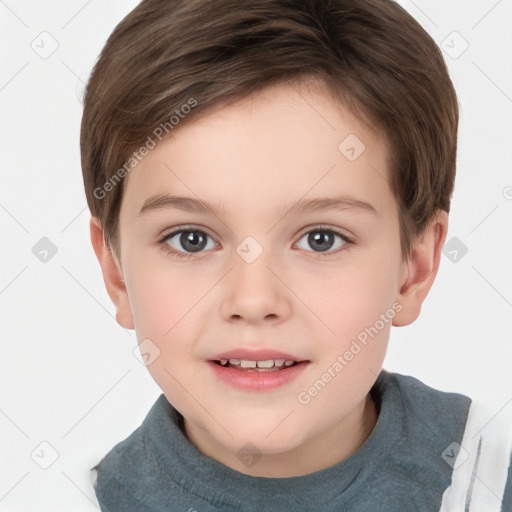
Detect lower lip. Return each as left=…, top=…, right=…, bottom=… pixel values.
left=206, top=361, right=309, bottom=391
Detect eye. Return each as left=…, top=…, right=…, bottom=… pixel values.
left=159, top=227, right=217, bottom=259
left=158, top=225, right=353, bottom=260
left=295, top=226, right=353, bottom=255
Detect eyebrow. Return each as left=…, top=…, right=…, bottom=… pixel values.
left=138, top=193, right=378, bottom=218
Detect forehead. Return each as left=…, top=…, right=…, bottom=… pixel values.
left=120, top=82, right=393, bottom=222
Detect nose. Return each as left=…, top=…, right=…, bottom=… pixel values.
left=219, top=244, right=292, bottom=325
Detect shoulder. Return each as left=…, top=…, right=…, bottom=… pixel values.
left=91, top=394, right=177, bottom=509
left=368, top=370, right=472, bottom=495
left=376, top=370, right=472, bottom=438
left=91, top=422, right=151, bottom=500
left=377, top=370, right=512, bottom=510
left=503, top=452, right=512, bottom=512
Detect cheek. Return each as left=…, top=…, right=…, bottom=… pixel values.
left=124, top=262, right=209, bottom=397
left=293, top=253, right=400, bottom=345
left=294, top=264, right=395, bottom=416
left=127, top=258, right=201, bottom=337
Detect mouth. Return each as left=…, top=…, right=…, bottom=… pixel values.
left=212, top=358, right=302, bottom=372
left=207, top=357, right=310, bottom=391
left=207, top=349, right=310, bottom=390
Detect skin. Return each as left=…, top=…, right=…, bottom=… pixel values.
left=90, top=79, right=448, bottom=478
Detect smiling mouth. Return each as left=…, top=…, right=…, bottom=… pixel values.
left=212, top=358, right=301, bottom=372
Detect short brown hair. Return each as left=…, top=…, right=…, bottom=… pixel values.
left=80, top=0, right=459, bottom=263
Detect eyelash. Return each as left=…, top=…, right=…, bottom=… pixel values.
left=157, top=225, right=354, bottom=260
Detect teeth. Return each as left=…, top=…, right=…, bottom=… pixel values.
left=219, top=358, right=298, bottom=368
left=256, top=360, right=274, bottom=368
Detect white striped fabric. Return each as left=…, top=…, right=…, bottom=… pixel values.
left=439, top=399, right=512, bottom=512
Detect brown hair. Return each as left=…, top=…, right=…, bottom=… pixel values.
left=80, top=0, right=459, bottom=263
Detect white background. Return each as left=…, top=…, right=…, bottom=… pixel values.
left=1, top=1, right=511, bottom=510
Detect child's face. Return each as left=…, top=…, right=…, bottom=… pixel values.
left=98, top=80, right=432, bottom=475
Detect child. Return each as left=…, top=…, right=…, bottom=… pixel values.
left=81, top=0, right=512, bottom=510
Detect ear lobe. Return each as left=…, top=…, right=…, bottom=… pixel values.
left=392, top=210, right=449, bottom=327
left=89, top=216, right=134, bottom=330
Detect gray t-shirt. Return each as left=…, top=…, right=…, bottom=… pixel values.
left=92, top=369, right=512, bottom=511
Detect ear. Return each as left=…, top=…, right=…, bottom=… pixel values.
left=89, top=216, right=134, bottom=330
left=392, top=210, right=449, bottom=327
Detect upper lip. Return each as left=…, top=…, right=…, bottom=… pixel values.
left=210, top=348, right=308, bottom=362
